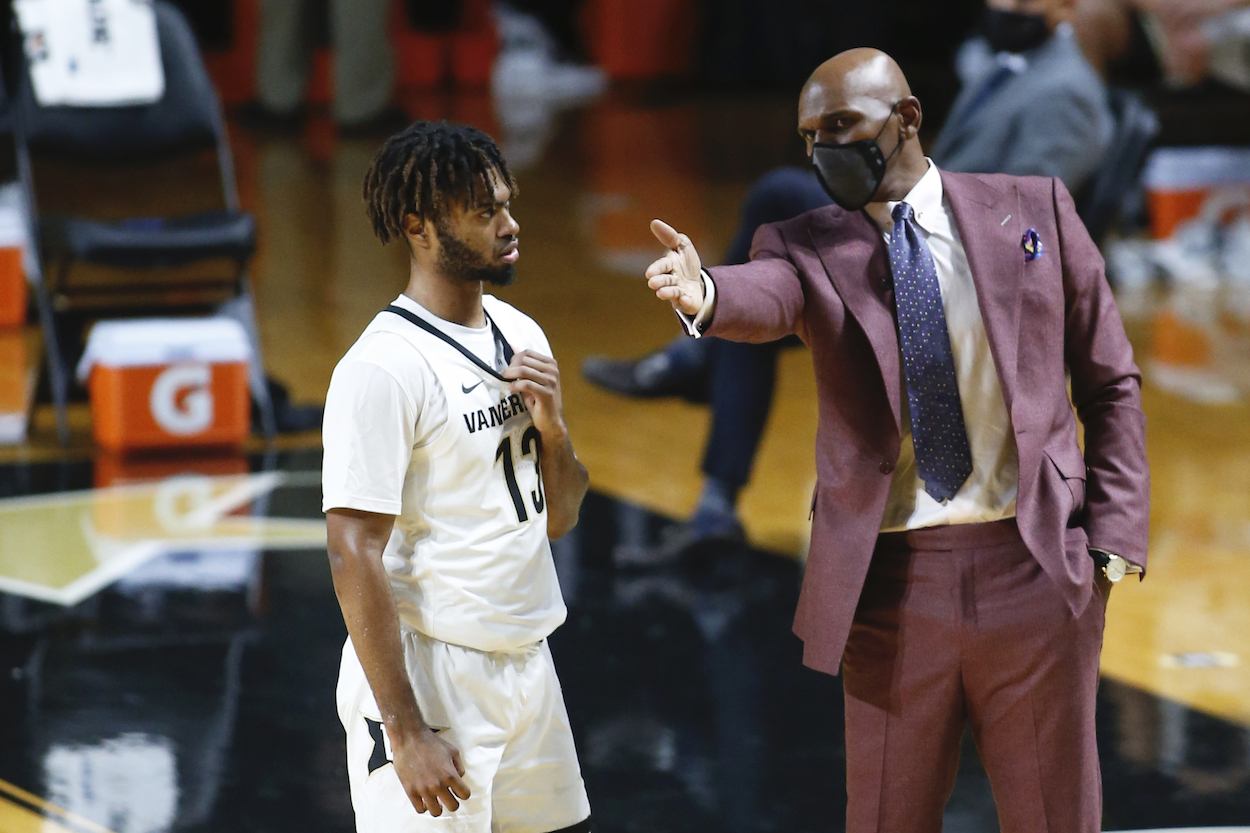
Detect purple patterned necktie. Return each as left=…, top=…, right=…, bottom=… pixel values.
left=889, top=202, right=973, bottom=502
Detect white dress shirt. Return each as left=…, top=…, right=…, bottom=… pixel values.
left=868, top=161, right=1018, bottom=531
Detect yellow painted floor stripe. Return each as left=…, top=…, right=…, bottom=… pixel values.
left=0, top=778, right=116, bottom=833
left=0, top=797, right=53, bottom=833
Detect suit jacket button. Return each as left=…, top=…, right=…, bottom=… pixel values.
left=879, top=461, right=894, bottom=474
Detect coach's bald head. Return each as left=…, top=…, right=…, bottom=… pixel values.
left=797, top=48, right=929, bottom=206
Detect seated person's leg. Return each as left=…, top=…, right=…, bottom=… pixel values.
left=681, top=169, right=828, bottom=536
left=582, top=166, right=829, bottom=398
left=722, top=166, right=831, bottom=266
left=692, top=337, right=789, bottom=539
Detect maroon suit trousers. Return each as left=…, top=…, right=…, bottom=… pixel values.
left=842, top=519, right=1107, bottom=833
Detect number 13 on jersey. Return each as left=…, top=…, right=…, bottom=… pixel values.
left=496, top=426, right=545, bottom=523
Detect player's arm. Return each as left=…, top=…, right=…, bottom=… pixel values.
left=323, top=357, right=470, bottom=816
left=327, top=512, right=471, bottom=817
left=503, top=350, right=588, bottom=539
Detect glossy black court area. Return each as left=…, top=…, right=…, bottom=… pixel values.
left=0, top=451, right=1248, bottom=832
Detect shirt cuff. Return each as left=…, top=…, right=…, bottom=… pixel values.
left=676, top=270, right=716, bottom=338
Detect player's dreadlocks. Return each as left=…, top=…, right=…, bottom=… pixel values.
left=363, top=120, right=518, bottom=245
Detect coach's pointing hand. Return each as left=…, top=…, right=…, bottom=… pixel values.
left=646, top=219, right=704, bottom=316
left=395, top=727, right=471, bottom=817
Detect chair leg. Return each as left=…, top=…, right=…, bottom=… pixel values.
left=216, top=286, right=277, bottom=440
left=32, top=280, right=70, bottom=446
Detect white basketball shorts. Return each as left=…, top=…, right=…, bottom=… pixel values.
left=336, top=631, right=592, bottom=833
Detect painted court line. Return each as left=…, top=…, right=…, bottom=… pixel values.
left=0, top=778, right=116, bottom=833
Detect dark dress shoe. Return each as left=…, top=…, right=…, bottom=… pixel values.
left=613, top=507, right=745, bottom=568
left=582, top=351, right=710, bottom=402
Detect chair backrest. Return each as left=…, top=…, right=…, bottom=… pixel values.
left=17, top=1, right=224, bottom=162
left=1075, top=88, right=1160, bottom=244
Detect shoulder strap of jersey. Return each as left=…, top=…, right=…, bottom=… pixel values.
left=384, top=305, right=514, bottom=382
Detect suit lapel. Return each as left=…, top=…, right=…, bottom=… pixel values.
left=941, top=171, right=1022, bottom=415
left=810, top=210, right=902, bottom=431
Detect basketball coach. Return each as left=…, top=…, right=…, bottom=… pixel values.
left=642, top=48, right=1149, bottom=832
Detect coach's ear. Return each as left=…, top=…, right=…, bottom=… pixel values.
left=403, top=212, right=433, bottom=252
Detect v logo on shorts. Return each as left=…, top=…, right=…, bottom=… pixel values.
left=364, top=718, right=392, bottom=775
left=461, top=379, right=484, bottom=394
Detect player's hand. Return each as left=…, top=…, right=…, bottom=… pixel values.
left=392, top=727, right=471, bottom=817
left=503, top=350, right=565, bottom=438
left=645, top=219, right=704, bottom=316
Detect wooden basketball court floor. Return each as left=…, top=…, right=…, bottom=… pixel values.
left=0, top=92, right=1248, bottom=831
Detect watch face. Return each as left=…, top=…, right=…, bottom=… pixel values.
left=1106, top=558, right=1126, bottom=582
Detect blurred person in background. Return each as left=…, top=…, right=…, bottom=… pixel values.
left=489, top=1, right=607, bottom=170
left=584, top=0, right=1113, bottom=555
left=492, top=1, right=607, bottom=102
left=247, top=0, right=404, bottom=135
left=934, top=0, right=1112, bottom=183
left=1076, top=0, right=1250, bottom=89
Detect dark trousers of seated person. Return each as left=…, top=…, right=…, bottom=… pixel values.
left=701, top=167, right=830, bottom=490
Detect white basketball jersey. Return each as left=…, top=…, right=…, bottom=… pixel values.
left=323, top=295, right=566, bottom=653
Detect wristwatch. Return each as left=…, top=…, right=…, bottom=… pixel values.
left=1089, top=548, right=1143, bottom=583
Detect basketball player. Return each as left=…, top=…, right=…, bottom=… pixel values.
left=322, top=121, right=592, bottom=833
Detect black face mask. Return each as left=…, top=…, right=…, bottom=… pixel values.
left=982, top=8, right=1051, bottom=54
left=810, top=104, right=901, bottom=212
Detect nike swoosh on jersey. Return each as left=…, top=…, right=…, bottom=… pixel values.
left=461, top=379, right=484, bottom=394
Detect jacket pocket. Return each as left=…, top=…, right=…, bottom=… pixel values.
left=1044, top=448, right=1086, bottom=522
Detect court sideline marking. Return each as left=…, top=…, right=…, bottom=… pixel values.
left=0, top=777, right=117, bottom=833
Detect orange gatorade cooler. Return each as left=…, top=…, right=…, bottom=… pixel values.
left=0, top=247, right=25, bottom=328
left=77, top=318, right=253, bottom=452
left=0, top=182, right=30, bottom=328
left=1143, top=147, right=1250, bottom=239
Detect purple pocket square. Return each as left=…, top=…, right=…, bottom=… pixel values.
left=1022, top=227, right=1045, bottom=261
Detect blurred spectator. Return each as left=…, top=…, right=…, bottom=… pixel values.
left=586, top=0, right=1113, bottom=555
left=934, top=0, right=1112, bottom=187
left=248, top=0, right=404, bottom=134
left=492, top=2, right=606, bottom=101
left=1076, top=0, right=1250, bottom=89
left=490, top=2, right=606, bottom=168
left=505, top=0, right=590, bottom=64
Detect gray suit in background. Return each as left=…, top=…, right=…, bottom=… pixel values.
left=930, top=24, right=1112, bottom=193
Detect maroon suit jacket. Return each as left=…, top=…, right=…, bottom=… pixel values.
left=705, top=170, right=1149, bottom=676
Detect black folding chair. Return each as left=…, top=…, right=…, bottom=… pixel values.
left=1075, top=87, right=1161, bottom=245
left=11, top=0, right=274, bottom=444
